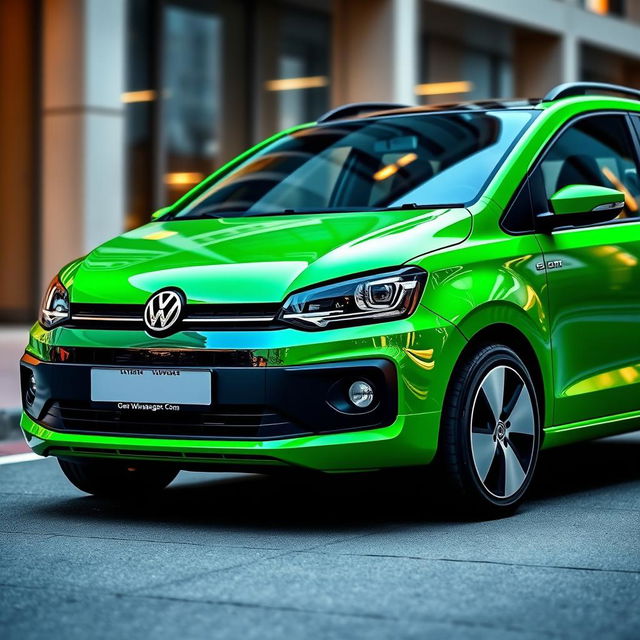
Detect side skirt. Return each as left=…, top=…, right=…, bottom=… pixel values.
left=543, top=409, right=640, bottom=449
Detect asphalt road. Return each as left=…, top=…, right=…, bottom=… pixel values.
left=1, top=433, right=639, bottom=640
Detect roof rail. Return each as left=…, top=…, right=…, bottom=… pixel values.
left=317, top=102, right=410, bottom=123
left=543, top=82, right=640, bottom=102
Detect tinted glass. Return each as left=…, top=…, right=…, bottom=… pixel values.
left=124, top=0, right=155, bottom=229
left=502, top=181, right=534, bottom=233
left=274, top=8, right=330, bottom=130
left=163, top=4, right=222, bottom=203
left=531, top=115, right=640, bottom=220
left=632, top=114, right=640, bottom=144
left=124, top=0, right=250, bottom=225
left=169, top=111, right=534, bottom=219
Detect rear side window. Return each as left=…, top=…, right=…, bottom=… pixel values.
left=530, top=115, right=640, bottom=221
left=632, top=114, right=640, bottom=142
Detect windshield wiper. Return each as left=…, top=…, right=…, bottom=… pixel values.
left=171, top=203, right=465, bottom=220
left=249, top=207, right=384, bottom=218
left=171, top=212, right=226, bottom=220
left=252, top=203, right=463, bottom=216
left=386, top=202, right=465, bottom=210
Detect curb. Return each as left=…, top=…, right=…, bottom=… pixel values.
left=0, top=409, right=22, bottom=441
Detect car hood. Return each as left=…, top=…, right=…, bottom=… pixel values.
left=69, top=208, right=471, bottom=304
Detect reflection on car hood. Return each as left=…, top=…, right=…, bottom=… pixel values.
left=70, top=209, right=471, bottom=304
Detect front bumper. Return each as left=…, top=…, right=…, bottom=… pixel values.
left=20, top=306, right=467, bottom=472
left=21, top=354, right=398, bottom=440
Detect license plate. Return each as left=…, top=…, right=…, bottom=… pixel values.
left=91, top=368, right=212, bottom=406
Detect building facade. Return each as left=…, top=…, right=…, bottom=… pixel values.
left=3, top=0, right=640, bottom=323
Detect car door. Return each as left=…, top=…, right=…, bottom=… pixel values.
left=532, top=113, right=640, bottom=427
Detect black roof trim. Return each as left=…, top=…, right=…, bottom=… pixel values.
left=543, top=82, right=640, bottom=102
left=313, top=83, right=640, bottom=125
left=317, top=102, right=410, bottom=123
left=315, top=99, right=539, bottom=123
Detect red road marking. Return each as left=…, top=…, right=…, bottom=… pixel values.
left=0, top=440, right=31, bottom=456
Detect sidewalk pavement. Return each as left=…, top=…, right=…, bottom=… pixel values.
left=0, top=326, right=29, bottom=440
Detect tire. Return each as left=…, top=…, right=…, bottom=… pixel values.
left=58, top=458, right=179, bottom=497
left=438, top=344, right=541, bottom=517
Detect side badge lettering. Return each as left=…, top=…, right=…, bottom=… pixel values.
left=536, top=259, right=563, bottom=271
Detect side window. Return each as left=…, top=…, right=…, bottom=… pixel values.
left=632, top=116, right=640, bottom=172
left=632, top=115, right=640, bottom=143
left=502, top=180, right=534, bottom=233
left=530, top=115, right=640, bottom=220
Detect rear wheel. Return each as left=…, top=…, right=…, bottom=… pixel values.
left=439, top=344, right=541, bottom=517
left=58, top=459, right=179, bottom=497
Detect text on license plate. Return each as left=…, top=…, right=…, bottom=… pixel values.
left=90, top=368, right=212, bottom=406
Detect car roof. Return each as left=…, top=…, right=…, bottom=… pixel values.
left=317, top=82, right=640, bottom=124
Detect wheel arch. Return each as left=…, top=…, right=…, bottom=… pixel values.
left=450, top=319, right=550, bottom=429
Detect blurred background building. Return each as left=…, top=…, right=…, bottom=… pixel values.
left=2, top=0, right=640, bottom=324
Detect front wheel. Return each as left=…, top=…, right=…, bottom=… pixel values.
left=58, top=459, right=179, bottom=497
left=438, top=344, right=541, bottom=517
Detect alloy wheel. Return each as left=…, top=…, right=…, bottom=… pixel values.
left=470, top=365, right=537, bottom=499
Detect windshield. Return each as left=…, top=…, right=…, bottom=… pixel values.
left=168, top=110, right=535, bottom=219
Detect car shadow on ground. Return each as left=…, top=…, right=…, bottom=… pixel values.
left=33, top=433, right=640, bottom=529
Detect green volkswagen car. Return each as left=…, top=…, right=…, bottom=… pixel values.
left=20, top=82, right=640, bottom=515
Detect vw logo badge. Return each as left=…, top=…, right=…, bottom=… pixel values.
left=143, top=289, right=184, bottom=335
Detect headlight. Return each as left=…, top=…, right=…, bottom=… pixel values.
left=279, top=267, right=427, bottom=330
left=39, top=276, right=70, bottom=329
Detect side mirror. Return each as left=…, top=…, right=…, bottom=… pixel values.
left=536, top=184, right=625, bottom=232
left=151, top=206, right=171, bottom=221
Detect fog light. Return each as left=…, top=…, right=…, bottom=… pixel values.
left=25, top=372, right=37, bottom=406
left=348, top=380, right=374, bottom=408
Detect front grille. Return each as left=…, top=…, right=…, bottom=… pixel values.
left=41, top=401, right=310, bottom=440
left=48, top=347, right=267, bottom=368
left=68, top=302, right=282, bottom=331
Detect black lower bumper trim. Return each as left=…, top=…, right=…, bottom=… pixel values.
left=21, top=354, right=397, bottom=441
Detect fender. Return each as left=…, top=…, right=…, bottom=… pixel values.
left=411, top=203, right=553, bottom=426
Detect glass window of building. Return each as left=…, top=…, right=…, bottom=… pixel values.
left=417, top=6, right=513, bottom=104
left=124, top=1, right=330, bottom=226
left=162, top=4, right=222, bottom=205
left=123, top=0, right=157, bottom=229
left=580, top=44, right=640, bottom=85
left=260, top=3, right=331, bottom=135
left=124, top=0, right=249, bottom=226
left=418, top=36, right=513, bottom=103
left=275, top=7, right=330, bottom=130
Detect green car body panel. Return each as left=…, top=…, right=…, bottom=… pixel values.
left=20, top=93, right=640, bottom=472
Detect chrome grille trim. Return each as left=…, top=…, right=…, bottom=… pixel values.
left=70, top=315, right=275, bottom=324
left=71, top=315, right=143, bottom=322
left=67, top=302, right=282, bottom=330
left=182, top=316, right=275, bottom=323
